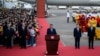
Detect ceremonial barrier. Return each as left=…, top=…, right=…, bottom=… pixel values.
left=45, top=35, right=60, bottom=55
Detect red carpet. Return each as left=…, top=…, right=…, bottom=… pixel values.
left=0, top=18, right=100, bottom=56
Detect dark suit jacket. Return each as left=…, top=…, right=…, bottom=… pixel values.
left=5, top=28, right=14, bottom=38
left=19, top=26, right=27, bottom=38
left=47, top=28, right=57, bottom=35
left=18, top=22, right=22, bottom=33
left=73, top=28, right=82, bottom=38
left=87, top=27, right=95, bottom=37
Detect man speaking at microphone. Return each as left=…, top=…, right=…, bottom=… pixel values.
left=46, top=24, right=58, bottom=55
left=47, top=24, right=57, bottom=35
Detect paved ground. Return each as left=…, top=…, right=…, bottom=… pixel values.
left=46, top=9, right=100, bottom=46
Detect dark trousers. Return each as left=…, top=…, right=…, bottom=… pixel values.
left=88, top=37, right=94, bottom=48
left=34, top=10, right=37, bottom=16
left=14, top=37, right=20, bottom=45
left=72, top=17, right=75, bottom=22
left=20, top=37, right=26, bottom=48
left=2, top=35, right=6, bottom=46
left=67, top=17, right=69, bottom=23
left=6, top=37, right=12, bottom=48
left=75, top=37, right=80, bottom=48
left=0, top=35, right=3, bottom=45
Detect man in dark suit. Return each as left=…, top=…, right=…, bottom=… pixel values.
left=18, top=20, right=23, bottom=46
left=87, top=24, right=95, bottom=49
left=73, top=24, right=82, bottom=49
left=47, top=24, right=57, bottom=35
left=0, top=22, right=3, bottom=46
left=19, top=22, right=27, bottom=48
left=5, top=23, right=14, bottom=48
left=3, top=22, right=8, bottom=46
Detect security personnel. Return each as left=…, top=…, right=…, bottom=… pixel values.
left=73, top=24, right=82, bottom=49
left=87, top=23, right=95, bottom=49
left=5, top=23, right=14, bottom=48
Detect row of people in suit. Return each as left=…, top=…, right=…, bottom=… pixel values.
left=0, top=21, right=38, bottom=49
left=74, top=23, right=95, bottom=49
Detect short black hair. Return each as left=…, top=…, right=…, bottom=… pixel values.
left=50, top=24, right=53, bottom=26
left=29, top=27, right=32, bottom=29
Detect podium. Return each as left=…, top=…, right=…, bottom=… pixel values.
left=45, top=35, right=60, bottom=55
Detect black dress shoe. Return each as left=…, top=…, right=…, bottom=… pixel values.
left=23, top=47, right=26, bottom=49
left=78, top=47, right=80, bottom=49
left=6, top=47, right=9, bottom=49
left=23, top=46, right=26, bottom=49
left=88, top=47, right=91, bottom=49
left=20, top=47, right=24, bottom=49
left=9, top=47, right=12, bottom=49
left=75, top=47, right=77, bottom=49
left=75, top=47, right=79, bottom=49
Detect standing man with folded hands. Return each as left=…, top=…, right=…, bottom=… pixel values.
left=73, top=24, right=82, bottom=49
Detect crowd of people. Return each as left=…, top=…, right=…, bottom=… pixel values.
left=0, top=8, right=40, bottom=49
left=0, top=8, right=100, bottom=50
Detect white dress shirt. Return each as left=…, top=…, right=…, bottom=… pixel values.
left=77, top=28, right=79, bottom=31
left=67, top=12, right=70, bottom=18
left=29, top=29, right=35, bottom=37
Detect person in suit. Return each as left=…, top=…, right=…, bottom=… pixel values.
left=87, top=23, right=95, bottom=49
left=5, top=23, right=14, bottom=48
left=0, top=22, right=3, bottom=46
left=47, top=24, right=57, bottom=35
left=3, top=22, right=7, bottom=46
left=17, top=20, right=23, bottom=46
left=19, top=22, right=27, bottom=48
left=73, top=24, right=82, bottom=49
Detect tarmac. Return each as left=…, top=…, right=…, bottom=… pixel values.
left=46, top=9, right=100, bottom=46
